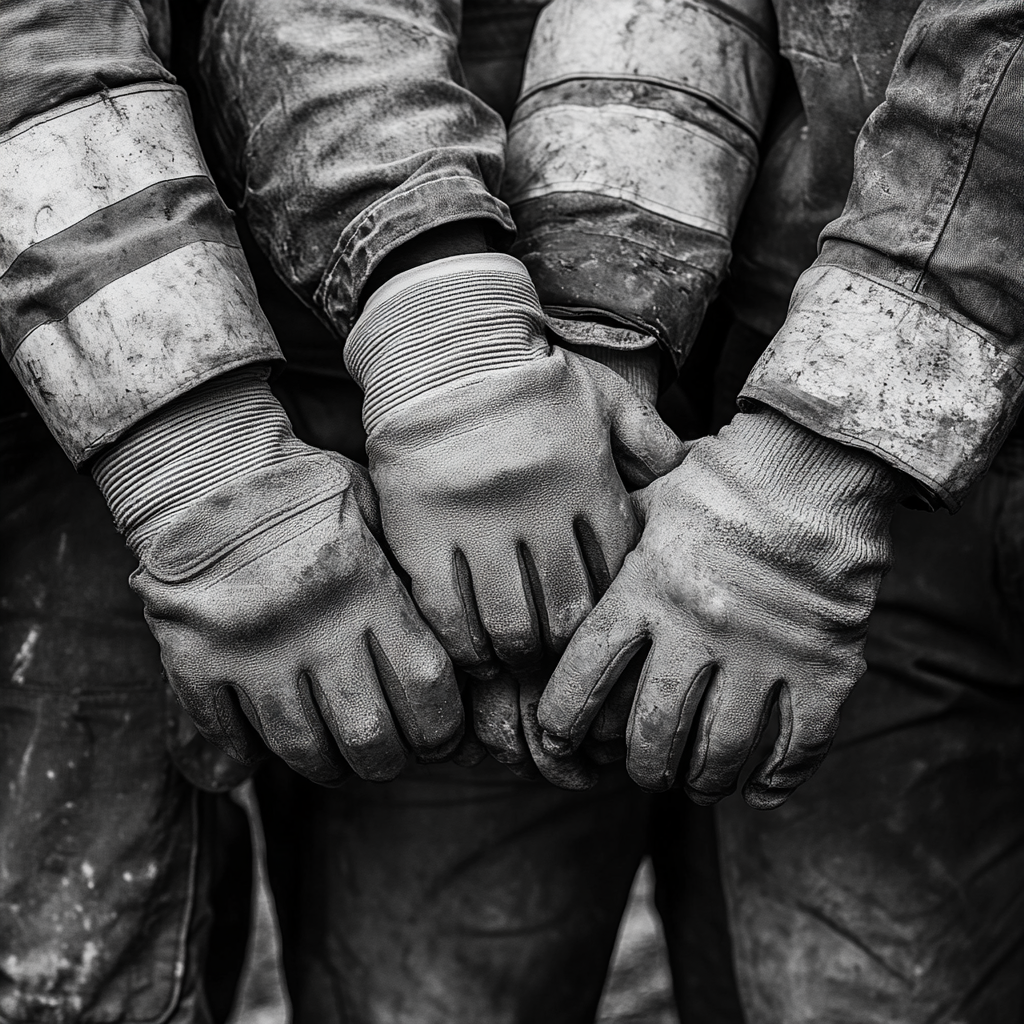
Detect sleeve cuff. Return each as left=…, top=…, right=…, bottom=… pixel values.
left=0, top=85, right=283, bottom=466
left=739, top=264, right=1024, bottom=510
left=315, top=174, right=515, bottom=340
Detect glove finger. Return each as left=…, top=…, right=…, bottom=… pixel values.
left=366, top=596, right=464, bottom=758
left=521, top=675, right=598, bottom=791
left=589, top=647, right=646, bottom=743
left=451, top=728, right=489, bottom=768
left=683, top=674, right=781, bottom=806
left=169, top=675, right=266, bottom=767
left=467, top=551, right=543, bottom=668
left=473, top=673, right=530, bottom=766
left=626, top=650, right=717, bottom=793
left=165, top=684, right=259, bottom=792
left=742, top=681, right=844, bottom=810
left=504, top=758, right=543, bottom=781
left=582, top=735, right=626, bottom=764
left=309, top=645, right=410, bottom=783
left=573, top=505, right=637, bottom=599
left=237, top=677, right=350, bottom=786
left=518, top=538, right=593, bottom=655
left=411, top=550, right=500, bottom=679
left=538, top=578, right=649, bottom=752
left=585, top=357, right=686, bottom=488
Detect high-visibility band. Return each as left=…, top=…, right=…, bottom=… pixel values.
left=740, top=264, right=1024, bottom=510
left=10, top=240, right=281, bottom=465
left=520, top=0, right=775, bottom=137
left=0, top=176, right=237, bottom=359
left=0, top=83, right=282, bottom=465
left=506, top=103, right=755, bottom=238
left=0, top=83, right=211, bottom=273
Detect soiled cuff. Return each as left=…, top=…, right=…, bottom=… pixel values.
left=316, top=175, right=515, bottom=339
left=0, top=84, right=282, bottom=465
left=739, top=264, right=1024, bottom=510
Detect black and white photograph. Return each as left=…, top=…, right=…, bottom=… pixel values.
left=1, top=1, right=1022, bottom=1021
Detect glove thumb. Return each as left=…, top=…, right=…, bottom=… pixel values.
left=579, top=355, right=686, bottom=487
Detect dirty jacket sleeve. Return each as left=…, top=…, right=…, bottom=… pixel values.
left=197, top=0, right=515, bottom=341
left=741, top=0, right=1024, bottom=510
left=0, top=0, right=282, bottom=466
left=503, top=0, right=777, bottom=366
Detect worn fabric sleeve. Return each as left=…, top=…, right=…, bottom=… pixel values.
left=197, top=0, right=515, bottom=340
left=504, top=0, right=777, bottom=366
left=0, top=0, right=282, bottom=465
left=741, top=0, right=1024, bottom=510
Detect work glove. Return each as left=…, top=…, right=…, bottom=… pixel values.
left=470, top=668, right=599, bottom=788
left=344, top=253, right=685, bottom=677
left=538, top=409, right=908, bottom=807
left=93, top=370, right=463, bottom=785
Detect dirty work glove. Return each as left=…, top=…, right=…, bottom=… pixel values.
left=471, top=668, right=599, bottom=789
left=93, top=370, right=463, bottom=785
left=345, top=253, right=685, bottom=676
left=538, top=409, right=908, bottom=806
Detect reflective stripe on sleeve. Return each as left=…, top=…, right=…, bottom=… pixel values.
left=506, top=102, right=755, bottom=238
left=519, top=0, right=775, bottom=136
left=0, top=83, right=281, bottom=464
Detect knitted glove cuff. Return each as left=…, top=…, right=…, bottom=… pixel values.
left=93, top=368, right=307, bottom=554
left=344, top=253, right=550, bottom=433
left=570, top=344, right=660, bottom=406
left=715, top=409, right=908, bottom=535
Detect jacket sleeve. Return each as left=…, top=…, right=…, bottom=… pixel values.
left=740, top=0, right=1024, bottom=510
left=196, top=0, right=515, bottom=340
left=503, top=0, right=777, bottom=365
left=0, top=0, right=282, bottom=466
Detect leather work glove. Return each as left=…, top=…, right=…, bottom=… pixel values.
left=344, top=253, right=685, bottom=677
left=538, top=409, right=909, bottom=807
left=93, top=370, right=463, bottom=785
left=470, top=668, right=599, bottom=789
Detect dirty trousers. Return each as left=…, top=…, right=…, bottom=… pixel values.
left=3, top=375, right=1023, bottom=1023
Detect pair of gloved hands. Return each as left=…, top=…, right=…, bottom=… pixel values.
left=95, top=253, right=905, bottom=806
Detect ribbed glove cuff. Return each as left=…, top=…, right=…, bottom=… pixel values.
left=570, top=344, right=660, bottom=406
left=93, top=369, right=308, bottom=554
left=344, top=253, right=550, bottom=433
left=719, top=409, right=907, bottom=533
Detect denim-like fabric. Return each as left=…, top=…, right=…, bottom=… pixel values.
left=0, top=0, right=172, bottom=136
left=736, top=2, right=1024, bottom=500
left=196, top=0, right=516, bottom=341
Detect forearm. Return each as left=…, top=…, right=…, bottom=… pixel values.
left=742, top=0, right=1024, bottom=509
left=505, top=0, right=777, bottom=370
left=198, top=0, right=515, bottom=338
left=0, top=0, right=281, bottom=465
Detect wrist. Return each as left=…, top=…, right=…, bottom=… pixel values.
left=345, top=252, right=550, bottom=432
left=721, top=408, right=909, bottom=518
left=93, top=368, right=306, bottom=553
left=567, top=345, right=660, bottom=406
left=362, top=220, right=496, bottom=307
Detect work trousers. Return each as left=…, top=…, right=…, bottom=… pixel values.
left=0, top=382, right=737, bottom=1024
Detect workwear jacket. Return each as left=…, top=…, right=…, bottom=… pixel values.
left=525, top=0, right=1024, bottom=509
left=0, top=0, right=282, bottom=463
left=197, top=0, right=1024, bottom=513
